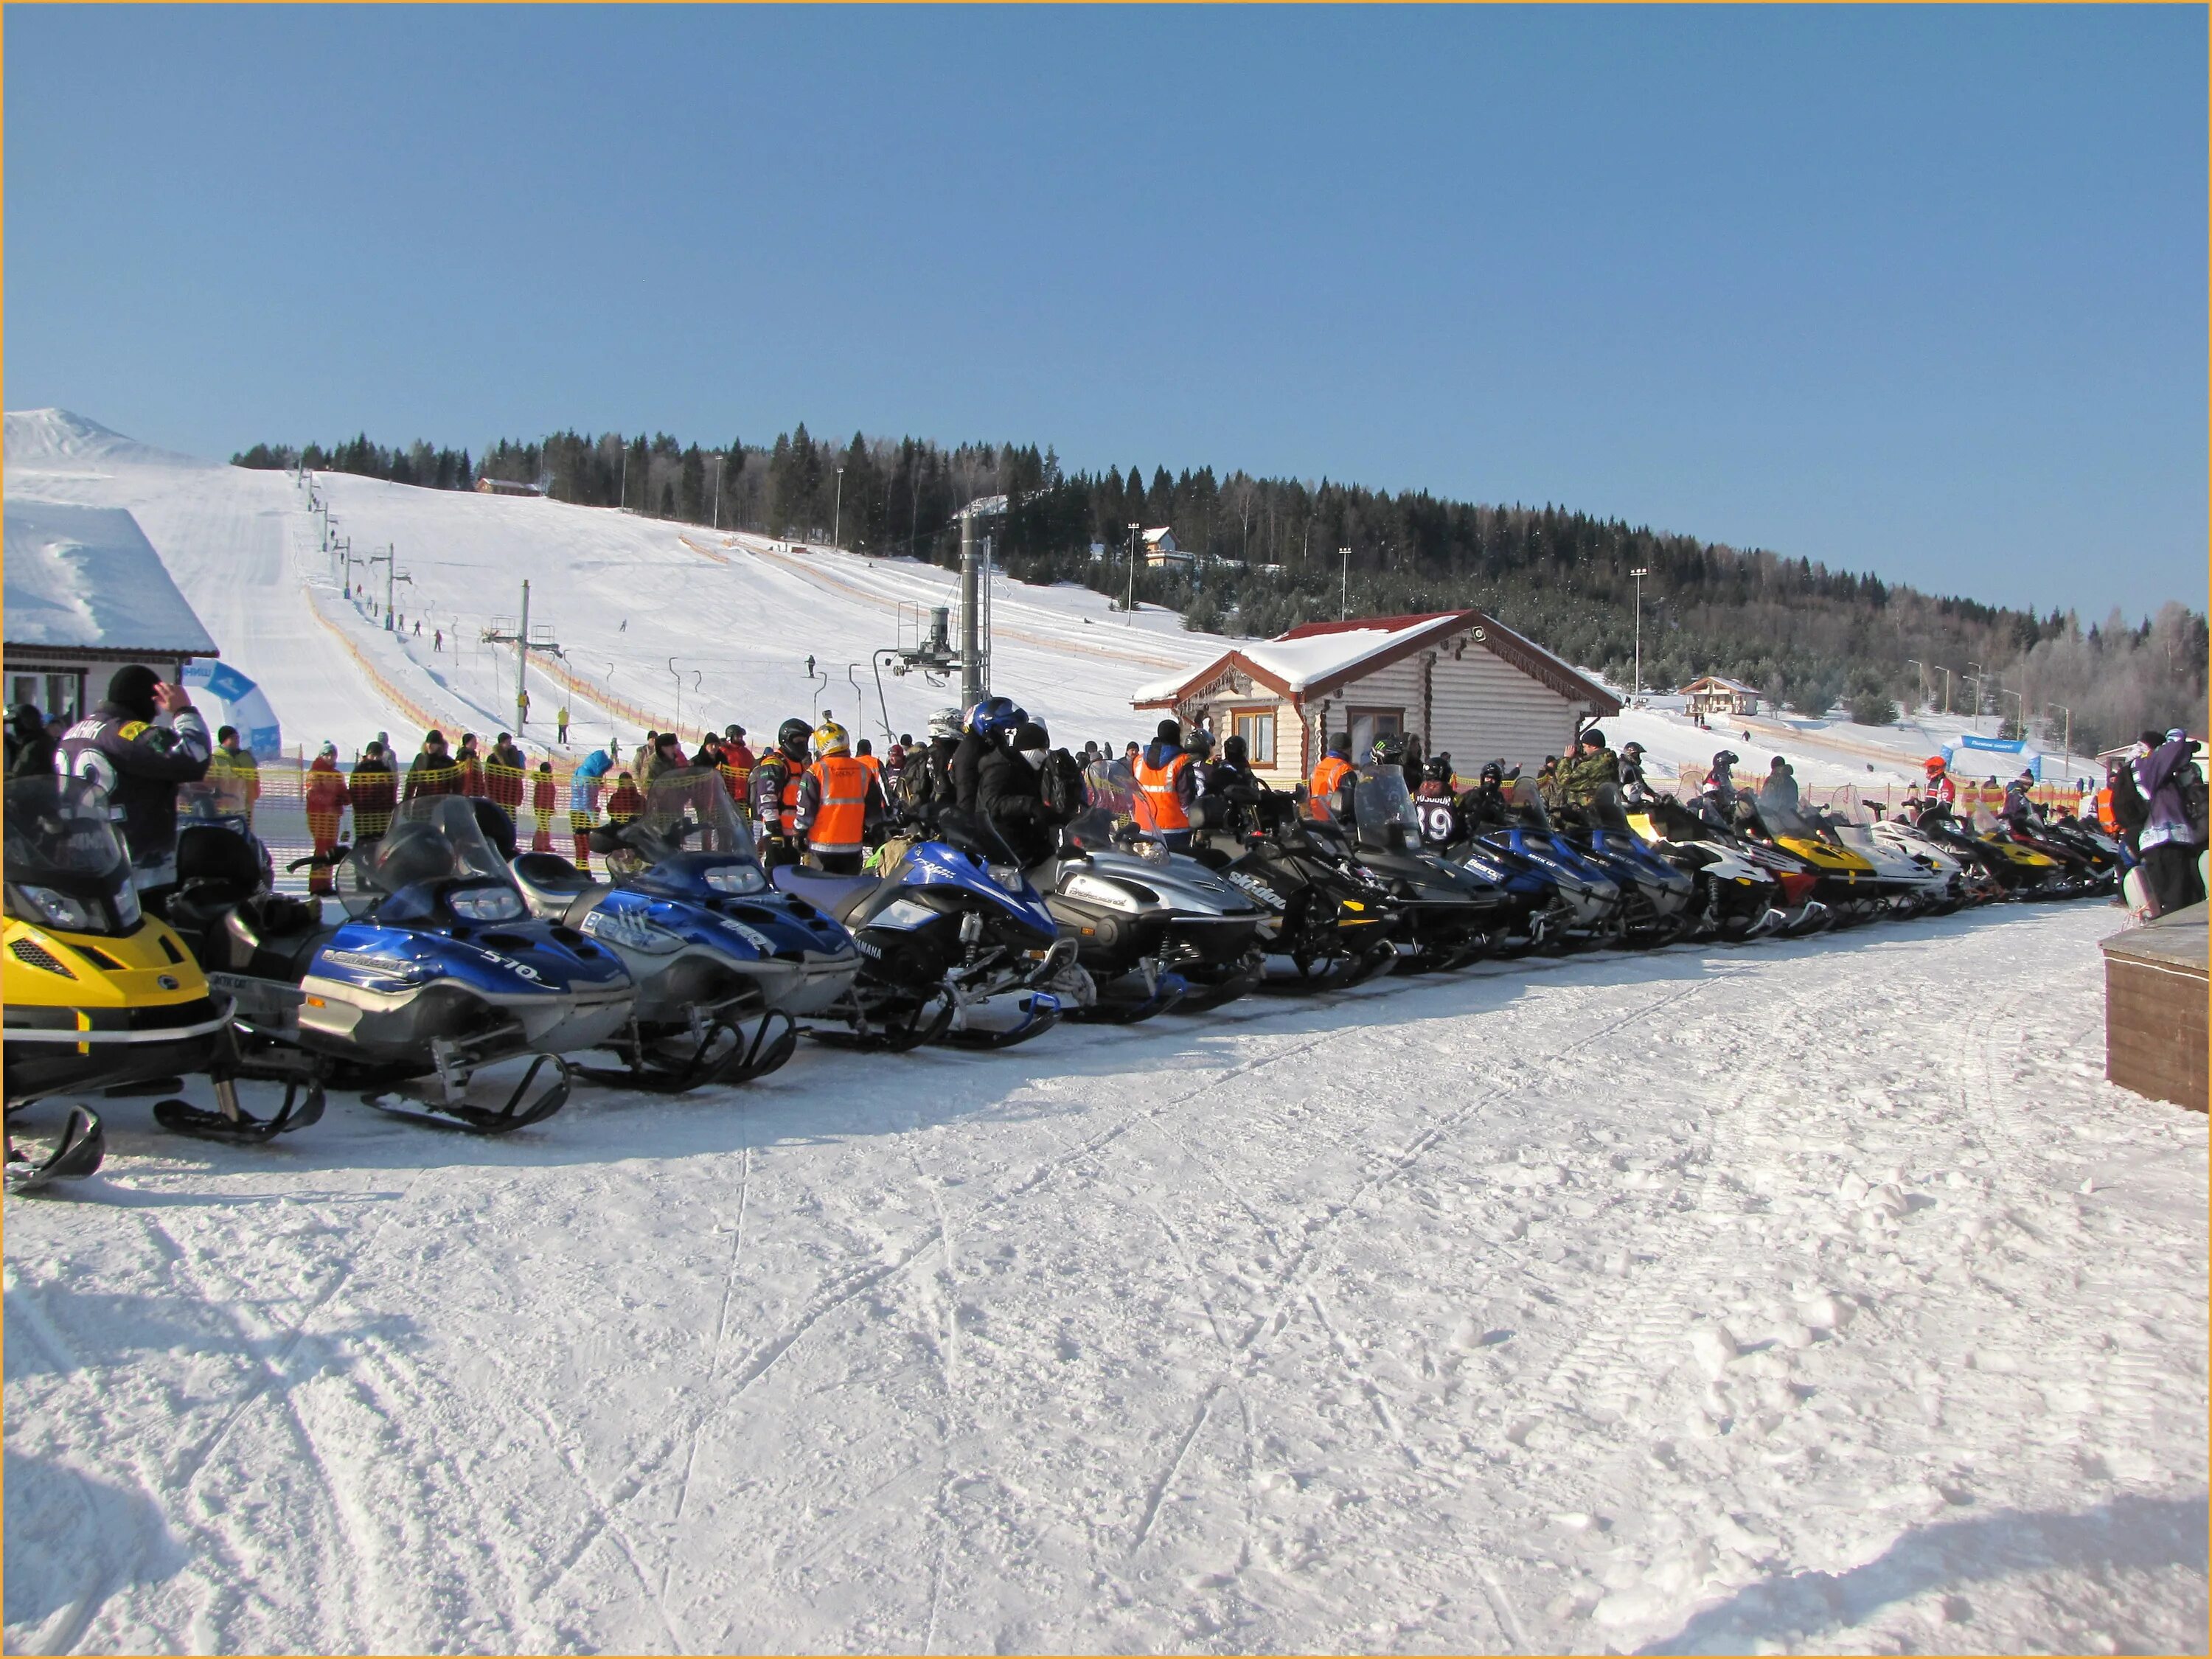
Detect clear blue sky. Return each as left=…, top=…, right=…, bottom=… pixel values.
left=7, top=5, right=2203, bottom=619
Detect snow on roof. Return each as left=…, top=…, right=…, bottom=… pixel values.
left=1682, top=673, right=1760, bottom=695
left=4, top=501, right=220, bottom=655
left=4, top=407, right=210, bottom=473
left=1248, top=613, right=1461, bottom=692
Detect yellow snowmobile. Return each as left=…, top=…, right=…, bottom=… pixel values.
left=3, top=773, right=230, bottom=1190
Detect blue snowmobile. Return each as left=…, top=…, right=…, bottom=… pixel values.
left=506, top=766, right=860, bottom=1090
left=770, top=810, right=1073, bottom=1050
left=163, top=796, right=635, bottom=1134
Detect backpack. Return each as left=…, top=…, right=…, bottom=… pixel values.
left=2176, top=760, right=2210, bottom=839
left=1041, top=749, right=1085, bottom=821
left=897, top=748, right=940, bottom=821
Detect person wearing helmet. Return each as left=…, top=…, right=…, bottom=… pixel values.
left=751, top=718, right=815, bottom=868
left=1456, top=761, right=1511, bottom=832
left=896, top=706, right=966, bottom=827
left=796, top=720, right=886, bottom=873
left=2000, top=768, right=2038, bottom=828
left=1417, top=753, right=1455, bottom=800
left=1921, top=754, right=1956, bottom=810
left=978, top=719, right=1071, bottom=868
left=1308, top=731, right=1355, bottom=822
left=1618, top=740, right=1653, bottom=805
left=953, top=696, right=1023, bottom=813
left=1135, top=717, right=1201, bottom=849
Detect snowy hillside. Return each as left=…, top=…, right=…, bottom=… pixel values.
left=4, top=411, right=1224, bottom=757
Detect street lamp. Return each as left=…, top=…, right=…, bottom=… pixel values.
left=1905, top=658, right=1927, bottom=711
left=833, top=467, right=846, bottom=549
left=1339, top=546, right=1352, bottom=620
left=1630, top=567, right=1651, bottom=700
left=1126, top=521, right=1141, bottom=624
left=709, top=452, right=723, bottom=531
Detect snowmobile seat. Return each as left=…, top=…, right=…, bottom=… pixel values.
left=513, top=852, right=594, bottom=894
left=769, top=866, right=881, bottom=924
left=221, top=896, right=336, bottom=983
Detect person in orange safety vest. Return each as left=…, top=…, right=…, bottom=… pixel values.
left=1133, top=717, right=1200, bottom=850
left=1308, top=731, right=1356, bottom=821
left=796, top=721, right=886, bottom=874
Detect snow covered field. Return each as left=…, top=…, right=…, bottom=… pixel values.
left=7, top=902, right=2205, bottom=1655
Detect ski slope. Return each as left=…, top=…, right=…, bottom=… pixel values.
left=3, top=411, right=1222, bottom=759
left=5, top=903, right=2204, bottom=1655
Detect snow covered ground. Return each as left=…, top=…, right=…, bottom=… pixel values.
left=7, top=902, right=2205, bottom=1655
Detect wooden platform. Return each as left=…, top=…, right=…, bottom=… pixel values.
left=2100, top=901, right=2208, bottom=1111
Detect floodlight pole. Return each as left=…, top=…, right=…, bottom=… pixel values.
left=1340, top=546, right=1352, bottom=621
left=1630, top=567, right=1650, bottom=700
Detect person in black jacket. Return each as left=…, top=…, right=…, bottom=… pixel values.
left=978, top=720, right=1067, bottom=868
left=55, top=664, right=212, bottom=892
left=6, top=703, right=58, bottom=778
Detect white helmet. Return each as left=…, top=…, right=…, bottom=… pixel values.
left=928, top=706, right=963, bottom=740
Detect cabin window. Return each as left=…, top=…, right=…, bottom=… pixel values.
left=1234, top=711, right=1276, bottom=766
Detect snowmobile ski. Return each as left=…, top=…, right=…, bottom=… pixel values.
left=363, top=1054, right=571, bottom=1135
left=5, top=1105, right=106, bottom=1194
left=153, top=1075, right=326, bottom=1143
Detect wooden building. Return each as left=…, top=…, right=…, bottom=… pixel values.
left=3, top=502, right=219, bottom=727
left=1680, top=674, right=1762, bottom=718
left=1133, top=609, right=1620, bottom=785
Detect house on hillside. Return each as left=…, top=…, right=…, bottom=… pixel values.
left=3, top=502, right=219, bottom=727
left=474, top=476, right=544, bottom=498
left=1680, top=674, right=1762, bottom=718
left=1140, top=528, right=1194, bottom=571
left=1133, top=610, right=1620, bottom=784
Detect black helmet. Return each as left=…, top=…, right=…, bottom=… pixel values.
left=1714, top=749, right=1739, bottom=768
left=1425, top=755, right=1452, bottom=783
left=1370, top=734, right=1406, bottom=767
left=471, top=799, right=518, bottom=860
left=1479, top=761, right=1503, bottom=785
left=1220, top=733, right=1248, bottom=765
left=1187, top=727, right=1215, bottom=756
left=777, top=717, right=812, bottom=756
left=1621, top=741, right=1644, bottom=757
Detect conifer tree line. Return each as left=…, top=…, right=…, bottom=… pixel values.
left=234, top=422, right=2206, bottom=754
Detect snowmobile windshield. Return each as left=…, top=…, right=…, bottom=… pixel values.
left=1090, top=759, right=1137, bottom=817
left=1351, top=765, right=1422, bottom=848
left=4, top=773, right=131, bottom=891
left=1758, top=799, right=1826, bottom=841
left=175, top=778, right=252, bottom=838
left=639, top=767, right=759, bottom=861
left=1509, top=776, right=1554, bottom=830
left=1580, top=782, right=1633, bottom=833
left=353, top=796, right=517, bottom=911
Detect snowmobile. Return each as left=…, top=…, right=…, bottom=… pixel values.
left=1730, top=793, right=1902, bottom=923
left=505, top=768, right=858, bottom=1090
left=1040, top=804, right=1272, bottom=1018
left=1636, top=793, right=1832, bottom=936
left=1463, top=779, right=1628, bottom=950
left=1905, top=800, right=2068, bottom=897
left=1414, top=790, right=1583, bottom=954
left=1310, top=761, right=1512, bottom=970
left=1992, top=807, right=2116, bottom=897
left=1552, top=785, right=1699, bottom=946
left=2, top=774, right=234, bottom=1189
left=1809, top=808, right=1962, bottom=917
left=770, top=810, right=1071, bottom=1050
left=164, top=796, right=635, bottom=1133
left=1185, top=784, right=1401, bottom=991
left=1620, top=798, right=1787, bottom=942
left=1863, top=806, right=2003, bottom=906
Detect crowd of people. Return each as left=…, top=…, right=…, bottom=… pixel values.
left=9, top=664, right=2206, bottom=922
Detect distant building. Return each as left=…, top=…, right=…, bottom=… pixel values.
left=474, top=476, right=544, bottom=498
left=1680, top=674, right=1762, bottom=718
left=1140, top=528, right=1194, bottom=571
left=3, top=502, right=220, bottom=726
left=1135, top=609, right=1619, bottom=782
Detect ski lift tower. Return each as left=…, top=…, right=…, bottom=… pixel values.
left=953, top=494, right=1006, bottom=706
left=480, top=579, right=565, bottom=730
